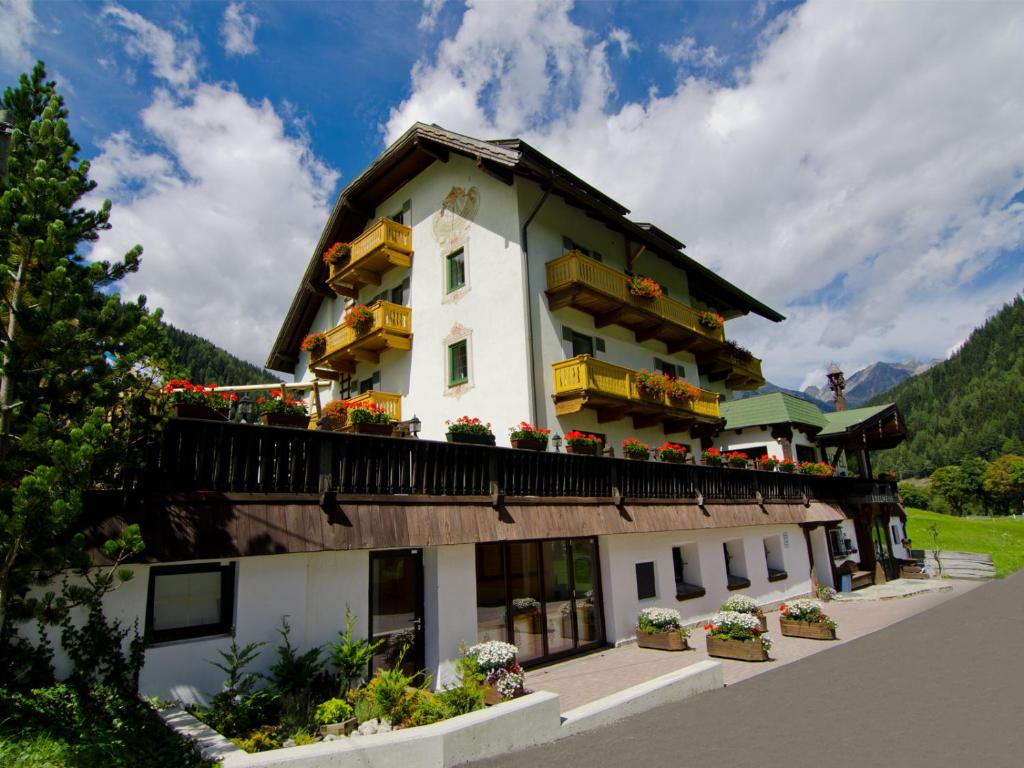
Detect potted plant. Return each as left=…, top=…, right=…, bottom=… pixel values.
left=564, top=431, right=602, bottom=455
left=876, top=470, right=897, bottom=481
left=322, top=241, right=350, bottom=268
left=698, top=310, right=725, bottom=330
left=722, top=339, right=755, bottom=361
left=511, top=597, right=541, bottom=634
left=463, top=641, right=525, bottom=706
left=344, top=305, right=375, bottom=334
left=721, top=594, right=767, bottom=632
left=446, top=416, right=495, bottom=445
left=657, top=442, right=689, bottom=464
left=799, top=461, right=834, bottom=477
left=757, top=455, right=780, bottom=471
left=622, top=437, right=650, bottom=461
left=701, top=447, right=723, bottom=467
left=163, top=379, right=236, bottom=420
left=509, top=422, right=550, bottom=451
left=322, top=399, right=348, bottom=431
left=778, top=599, right=837, bottom=640
left=300, top=332, right=327, bottom=359
left=778, top=457, right=797, bottom=473
left=628, top=275, right=664, bottom=300
left=256, top=391, right=309, bottom=428
left=725, top=451, right=749, bottom=468
left=341, top=401, right=394, bottom=436
left=704, top=611, right=772, bottom=662
left=665, top=378, right=700, bottom=402
left=635, top=369, right=669, bottom=398
left=635, top=607, right=690, bottom=651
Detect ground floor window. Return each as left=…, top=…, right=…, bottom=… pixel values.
left=795, top=444, right=818, bottom=463
left=146, top=562, right=235, bottom=643
left=475, top=538, right=603, bottom=665
left=672, top=544, right=705, bottom=600
left=763, top=535, right=788, bottom=582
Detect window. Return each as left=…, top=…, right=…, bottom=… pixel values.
left=446, top=248, right=466, bottom=292
left=763, top=536, right=787, bottom=582
left=448, top=340, right=468, bottom=387
left=635, top=561, right=657, bottom=600
left=829, top=528, right=857, bottom=557
left=146, top=563, right=235, bottom=643
left=562, top=236, right=602, bottom=262
left=391, top=278, right=410, bottom=306
left=358, top=371, right=380, bottom=394
left=389, top=200, right=411, bottom=226
left=655, top=358, right=684, bottom=379
left=795, top=444, right=818, bottom=463
left=723, top=540, right=750, bottom=590
left=339, top=374, right=352, bottom=400
left=562, top=326, right=605, bottom=358
left=672, top=544, right=705, bottom=601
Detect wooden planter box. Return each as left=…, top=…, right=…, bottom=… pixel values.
left=625, top=451, right=650, bottom=461
left=447, top=433, right=496, bottom=446
left=483, top=683, right=502, bottom=706
left=566, top=443, right=599, bottom=455
left=259, top=413, right=309, bottom=429
left=343, top=421, right=394, bottom=436
left=511, top=437, right=547, bottom=451
left=318, top=718, right=357, bottom=737
left=173, top=403, right=229, bottom=421
left=660, top=453, right=688, bottom=464
left=636, top=629, right=689, bottom=651
left=706, top=635, right=769, bottom=662
left=702, top=459, right=723, bottom=467
left=779, top=618, right=836, bottom=640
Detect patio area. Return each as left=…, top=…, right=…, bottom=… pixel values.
left=526, top=578, right=979, bottom=712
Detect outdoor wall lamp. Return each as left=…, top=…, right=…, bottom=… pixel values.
left=552, top=433, right=562, bottom=452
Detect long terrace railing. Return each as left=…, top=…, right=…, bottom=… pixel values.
left=148, top=419, right=898, bottom=504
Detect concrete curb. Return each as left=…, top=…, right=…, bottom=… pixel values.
left=156, top=705, right=246, bottom=764
left=559, top=660, right=723, bottom=738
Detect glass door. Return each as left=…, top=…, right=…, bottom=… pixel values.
left=871, top=517, right=898, bottom=581
left=369, top=549, right=424, bottom=675
left=570, top=538, right=602, bottom=647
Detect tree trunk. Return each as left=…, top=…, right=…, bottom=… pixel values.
left=0, top=252, right=27, bottom=460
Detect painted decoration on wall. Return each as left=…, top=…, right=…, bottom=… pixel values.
left=433, top=186, right=480, bottom=253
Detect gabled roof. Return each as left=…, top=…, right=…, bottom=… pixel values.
left=267, top=123, right=785, bottom=371
left=720, top=392, right=828, bottom=432
left=818, top=404, right=892, bottom=437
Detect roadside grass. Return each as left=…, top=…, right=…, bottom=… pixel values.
left=905, top=507, right=1024, bottom=578
left=0, top=731, right=72, bottom=768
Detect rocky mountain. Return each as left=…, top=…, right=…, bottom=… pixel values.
left=732, top=383, right=833, bottom=411
left=803, top=359, right=938, bottom=408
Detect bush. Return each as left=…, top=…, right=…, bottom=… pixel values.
left=329, top=611, right=382, bottom=695
left=192, top=689, right=279, bottom=738
left=370, top=662, right=425, bottom=725
left=231, top=725, right=281, bottom=753
left=898, top=482, right=931, bottom=510
left=314, top=698, right=353, bottom=727
left=438, top=681, right=485, bottom=716
left=407, top=692, right=452, bottom=727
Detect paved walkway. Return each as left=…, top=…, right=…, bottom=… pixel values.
left=528, top=579, right=977, bottom=711
left=475, top=573, right=1023, bottom=768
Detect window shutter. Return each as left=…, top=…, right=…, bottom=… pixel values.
left=635, top=562, right=656, bottom=600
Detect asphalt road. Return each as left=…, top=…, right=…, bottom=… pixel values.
left=468, top=572, right=1024, bottom=768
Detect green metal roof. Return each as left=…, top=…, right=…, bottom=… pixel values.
left=720, top=392, right=828, bottom=432
left=818, top=404, right=893, bottom=436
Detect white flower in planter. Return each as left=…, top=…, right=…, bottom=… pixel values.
left=720, top=595, right=760, bottom=614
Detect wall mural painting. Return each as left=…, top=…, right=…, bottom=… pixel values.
left=433, top=186, right=480, bottom=252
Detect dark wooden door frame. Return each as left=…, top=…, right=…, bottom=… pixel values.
left=368, top=548, right=425, bottom=673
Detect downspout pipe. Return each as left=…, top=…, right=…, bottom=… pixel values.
left=520, top=178, right=553, bottom=426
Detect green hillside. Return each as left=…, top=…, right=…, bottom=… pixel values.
left=871, top=295, right=1024, bottom=474
left=905, top=508, right=1024, bottom=577
left=165, top=324, right=280, bottom=386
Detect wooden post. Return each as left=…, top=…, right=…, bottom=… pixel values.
left=311, top=379, right=323, bottom=419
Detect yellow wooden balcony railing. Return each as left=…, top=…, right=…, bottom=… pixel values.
left=552, top=355, right=721, bottom=432
left=699, top=350, right=765, bottom=391
left=345, top=390, right=402, bottom=422
left=309, top=300, right=412, bottom=375
left=327, top=218, right=413, bottom=299
left=545, top=252, right=725, bottom=354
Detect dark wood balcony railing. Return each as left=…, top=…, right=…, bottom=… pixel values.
left=147, top=419, right=898, bottom=504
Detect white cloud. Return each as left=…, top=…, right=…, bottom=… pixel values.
left=418, top=0, right=447, bottom=32
left=101, top=3, right=200, bottom=90
left=0, top=0, right=36, bottom=68
left=608, top=27, right=638, bottom=59
left=220, top=2, right=259, bottom=57
left=89, top=15, right=338, bottom=368
left=659, top=35, right=724, bottom=68
left=386, top=0, right=1024, bottom=388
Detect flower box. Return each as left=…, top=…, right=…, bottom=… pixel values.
left=636, top=629, right=689, bottom=651
left=343, top=421, right=394, bottom=436
left=566, top=443, right=599, bottom=455
left=779, top=618, right=836, bottom=641
left=706, top=635, right=769, bottom=662
left=483, top=683, right=502, bottom=707
left=318, top=718, right=357, bottom=737
left=259, top=413, right=309, bottom=429
left=625, top=451, right=650, bottom=461
left=447, top=432, right=496, bottom=446
left=660, top=452, right=688, bottom=464
left=173, top=403, right=229, bottom=421
left=511, top=437, right=547, bottom=451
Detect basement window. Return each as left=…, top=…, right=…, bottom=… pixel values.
left=763, top=536, right=788, bottom=582
left=146, top=563, right=235, bottom=644
left=672, top=544, right=705, bottom=601
left=723, top=540, right=750, bottom=591
left=635, top=561, right=657, bottom=601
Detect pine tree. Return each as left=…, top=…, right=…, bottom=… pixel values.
left=0, top=64, right=166, bottom=639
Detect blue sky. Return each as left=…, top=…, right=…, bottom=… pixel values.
left=3, top=0, right=1022, bottom=389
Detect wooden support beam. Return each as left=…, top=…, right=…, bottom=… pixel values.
left=475, top=156, right=514, bottom=185
left=635, top=323, right=669, bottom=343
left=306, top=280, right=334, bottom=298
left=340, top=197, right=373, bottom=220
left=351, top=268, right=381, bottom=286
left=311, top=367, right=341, bottom=381
left=414, top=137, right=449, bottom=163
left=596, top=405, right=629, bottom=424
left=665, top=338, right=696, bottom=355
left=632, top=413, right=662, bottom=430
left=349, top=348, right=380, bottom=364
left=594, top=307, right=627, bottom=328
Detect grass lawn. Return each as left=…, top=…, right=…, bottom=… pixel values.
left=905, top=507, right=1024, bottom=578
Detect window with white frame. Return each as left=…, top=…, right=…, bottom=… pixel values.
left=672, top=544, right=704, bottom=600
left=146, top=563, right=235, bottom=643
left=763, top=535, right=787, bottom=582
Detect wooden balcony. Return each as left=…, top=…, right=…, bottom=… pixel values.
left=552, top=355, right=721, bottom=434
left=309, top=301, right=412, bottom=375
left=699, top=351, right=765, bottom=391
left=545, top=252, right=725, bottom=354
left=327, top=218, right=413, bottom=299
left=345, top=390, right=402, bottom=422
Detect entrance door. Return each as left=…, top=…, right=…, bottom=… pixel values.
left=871, top=517, right=898, bottom=581
left=369, top=549, right=424, bottom=675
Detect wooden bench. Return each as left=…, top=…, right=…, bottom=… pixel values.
left=837, top=560, right=874, bottom=590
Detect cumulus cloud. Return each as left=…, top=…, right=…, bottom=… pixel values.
left=608, top=27, right=638, bottom=59
left=102, top=3, right=200, bottom=90
left=385, top=0, right=1024, bottom=387
left=0, top=0, right=36, bottom=68
left=220, top=2, right=259, bottom=57
left=418, top=0, right=447, bottom=32
left=89, top=11, right=337, bottom=368
left=659, top=35, right=724, bottom=68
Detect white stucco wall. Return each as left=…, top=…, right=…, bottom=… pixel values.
left=424, top=544, right=478, bottom=689
left=809, top=526, right=835, bottom=588
left=597, top=524, right=812, bottom=643
left=717, top=426, right=820, bottom=461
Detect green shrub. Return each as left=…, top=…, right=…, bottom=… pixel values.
left=898, top=483, right=931, bottom=510
left=372, top=664, right=421, bottom=725
left=352, top=696, right=380, bottom=724
left=314, top=698, right=353, bottom=727
left=192, top=689, right=279, bottom=738
left=407, top=692, right=452, bottom=727
left=438, top=678, right=485, bottom=716
left=289, top=729, right=317, bottom=746
left=329, top=611, right=382, bottom=695
left=265, top=617, right=326, bottom=697
left=231, top=725, right=281, bottom=753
